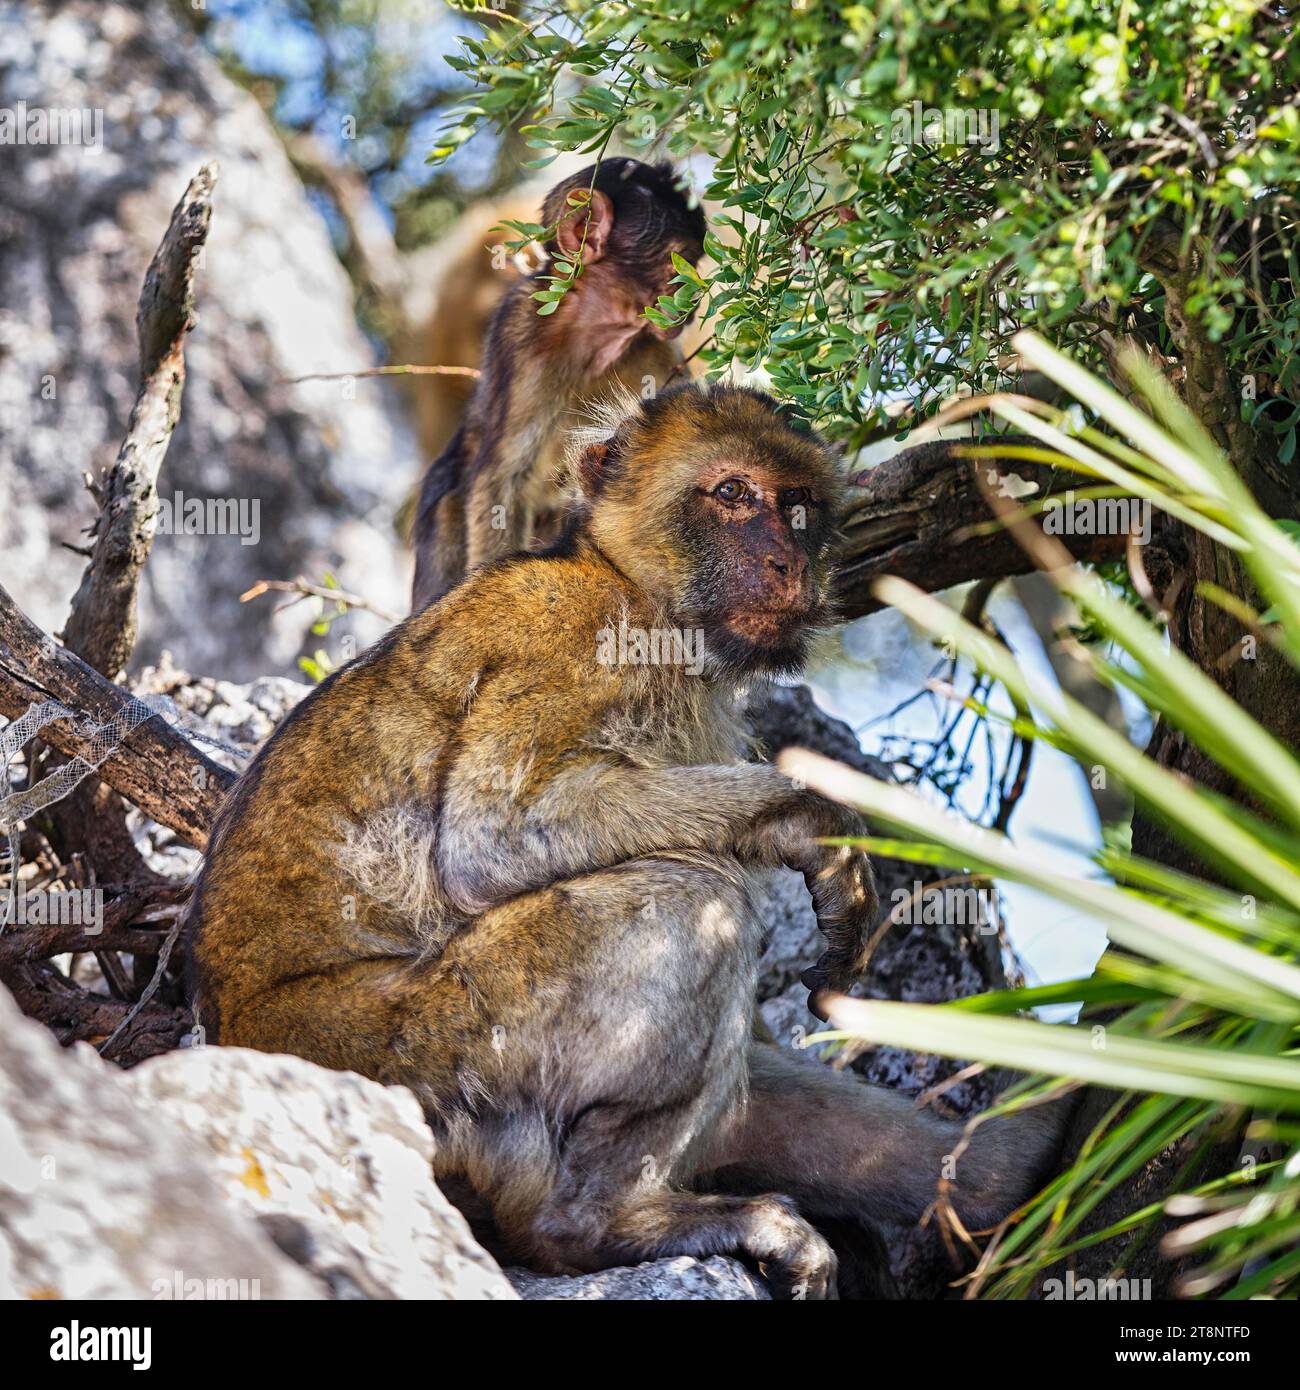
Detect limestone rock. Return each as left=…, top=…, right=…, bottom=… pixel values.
left=0, top=984, right=318, bottom=1300
left=0, top=0, right=418, bottom=680
left=123, top=1044, right=518, bottom=1301
left=509, top=1256, right=769, bottom=1301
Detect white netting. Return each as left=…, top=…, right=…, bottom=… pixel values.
left=0, top=693, right=247, bottom=928
left=0, top=691, right=250, bottom=1057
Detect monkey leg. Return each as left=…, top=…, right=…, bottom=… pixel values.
left=450, top=858, right=837, bottom=1298
left=210, top=860, right=838, bottom=1296
left=701, top=1041, right=1066, bottom=1236
left=530, top=1175, right=838, bottom=1300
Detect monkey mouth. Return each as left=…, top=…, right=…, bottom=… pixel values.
left=720, top=606, right=815, bottom=645
left=705, top=614, right=815, bottom=678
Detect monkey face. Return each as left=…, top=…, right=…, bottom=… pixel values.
left=582, top=385, right=842, bottom=677
left=684, top=463, right=829, bottom=671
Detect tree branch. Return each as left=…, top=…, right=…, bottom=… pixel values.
left=0, top=582, right=233, bottom=849
left=60, top=163, right=218, bottom=680
left=835, top=436, right=1127, bottom=619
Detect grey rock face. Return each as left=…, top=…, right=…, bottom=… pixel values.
left=0, top=983, right=319, bottom=1299
left=124, top=1045, right=517, bottom=1301
left=0, top=0, right=419, bottom=680
left=509, top=1256, right=769, bottom=1301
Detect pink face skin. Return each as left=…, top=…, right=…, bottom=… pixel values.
left=559, top=254, right=686, bottom=373
left=691, top=458, right=823, bottom=646
left=551, top=192, right=695, bottom=370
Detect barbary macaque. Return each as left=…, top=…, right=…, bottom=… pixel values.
left=409, top=157, right=706, bottom=610
left=191, top=384, right=1062, bottom=1297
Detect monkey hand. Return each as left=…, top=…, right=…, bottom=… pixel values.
left=777, top=797, right=878, bottom=998
left=800, top=841, right=878, bottom=996
left=742, top=1196, right=838, bottom=1300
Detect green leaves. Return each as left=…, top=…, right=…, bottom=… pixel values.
left=435, top=5, right=1300, bottom=1292
left=813, top=999, right=1300, bottom=1110
left=432, top=1, right=1296, bottom=445
left=780, top=346, right=1300, bottom=1297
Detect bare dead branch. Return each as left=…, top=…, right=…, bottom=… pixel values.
left=60, top=163, right=218, bottom=681
left=0, top=581, right=233, bottom=849
left=4, top=960, right=187, bottom=1066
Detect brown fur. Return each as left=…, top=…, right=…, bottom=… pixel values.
left=192, top=385, right=1061, bottom=1298
left=410, top=159, right=705, bottom=611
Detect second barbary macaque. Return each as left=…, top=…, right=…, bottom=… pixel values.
left=409, top=157, right=706, bottom=611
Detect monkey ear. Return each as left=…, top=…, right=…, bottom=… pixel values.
left=556, top=188, right=614, bottom=265
left=576, top=440, right=613, bottom=497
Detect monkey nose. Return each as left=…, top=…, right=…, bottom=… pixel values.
left=765, top=551, right=807, bottom=582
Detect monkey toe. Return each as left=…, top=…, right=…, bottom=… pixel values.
left=743, top=1196, right=838, bottom=1301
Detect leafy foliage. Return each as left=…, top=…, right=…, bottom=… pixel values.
left=435, top=0, right=1298, bottom=450
left=787, top=333, right=1300, bottom=1298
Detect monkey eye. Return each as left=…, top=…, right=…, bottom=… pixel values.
left=712, top=478, right=750, bottom=503
left=779, top=487, right=813, bottom=508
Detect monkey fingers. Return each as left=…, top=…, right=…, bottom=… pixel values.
left=797, top=839, right=878, bottom=995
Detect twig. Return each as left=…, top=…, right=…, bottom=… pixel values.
left=279, top=363, right=480, bottom=385
left=61, top=163, right=218, bottom=680
left=239, top=577, right=400, bottom=626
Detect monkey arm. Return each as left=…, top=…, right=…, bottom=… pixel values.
left=436, top=748, right=876, bottom=987
left=437, top=756, right=797, bottom=913
left=411, top=426, right=471, bottom=611
left=465, top=474, right=529, bottom=572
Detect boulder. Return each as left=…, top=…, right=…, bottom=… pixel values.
left=0, top=982, right=318, bottom=1299
left=124, top=1044, right=517, bottom=1301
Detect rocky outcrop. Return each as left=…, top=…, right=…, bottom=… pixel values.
left=123, top=1044, right=517, bottom=1301
left=0, top=977, right=762, bottom=1300
left=0, top=1, right=420, bottom=681
left=510, top=1258, right=769, bottom=1301
left=750, top=684, right=1011, bottom=1109
left=0, top=982, right=319, bottom=1299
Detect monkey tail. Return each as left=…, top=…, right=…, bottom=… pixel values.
left=710, top=1042, right=1073, bottom=1235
